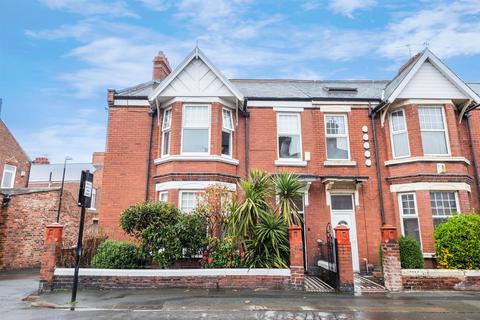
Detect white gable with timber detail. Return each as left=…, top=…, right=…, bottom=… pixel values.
left=162, top=57, right=234, bottom=97
left=397, top=61, right=467, bottom=99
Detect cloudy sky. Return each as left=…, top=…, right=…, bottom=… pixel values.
left=1, top=0, right=480, bottom=163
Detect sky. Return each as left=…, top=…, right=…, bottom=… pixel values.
left=1, top=0, right=480, bottom=163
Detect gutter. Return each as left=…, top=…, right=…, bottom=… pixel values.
left=246, top=97, right=383, bottom=102
left=145, top=107, right=156, bottom=202
left=369, top=103, right=386, bottom=225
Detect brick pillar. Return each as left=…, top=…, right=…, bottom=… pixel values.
left=381, top=225, right=402, bottom=292
left=39, top=223, right=63, bottom=292
left=334, top=225, right=354, bottom=292
left=288, top=225, right=304, bottom=290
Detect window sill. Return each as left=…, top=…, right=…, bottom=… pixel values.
left=385, top=156, right=470, bottom=166
left=154, top=155, right=240, bottom=166
left=323, top=160, right=357, bottom=167
left=274, top=160, right=307, bottom=167
left=423, top=253, right=435, bottom=259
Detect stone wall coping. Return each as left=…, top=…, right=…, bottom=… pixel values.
left=54, top=268, right=291, bottom=277
left=402, top=269, right=480, bottom=277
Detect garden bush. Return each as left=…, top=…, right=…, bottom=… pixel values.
left=92, top=240, right=142, bottom=269
left=434, top=213, right=480, bottom=269
left=202, top=237, right=244, bottom=268
left=398, top=236, right=424, bottom=269
left=120, top=201, right=208, bottom=267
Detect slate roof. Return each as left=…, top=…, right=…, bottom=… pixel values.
left=29, top=163, right=96, bottom=183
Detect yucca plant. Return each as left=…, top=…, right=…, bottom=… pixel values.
left=227, top=169, right=273, bottom=239
left=244, top=211, right=289, bottom=268
left=273, top=172, right=305, bottom=226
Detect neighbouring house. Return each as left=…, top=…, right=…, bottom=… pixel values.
left=99, top=48, right=480, bottom=273
left=0, top=119, right=30, bottom=189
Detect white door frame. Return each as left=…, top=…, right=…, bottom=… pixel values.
left=329, top=193, right=360, bottom=272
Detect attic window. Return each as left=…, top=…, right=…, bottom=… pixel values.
left=324, top=87, right=358, bottom=93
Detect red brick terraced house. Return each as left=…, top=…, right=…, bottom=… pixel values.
left=100, top=48, right=480, bottom=273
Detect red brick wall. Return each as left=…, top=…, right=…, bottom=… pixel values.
left=0, top=189, right=93, bottom=270
left=0, top=120, right=30, bottom=188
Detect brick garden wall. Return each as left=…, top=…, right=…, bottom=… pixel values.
left=402, top=269, right=480, bottom=291
left=52, top=268, right=291, bottom=290
left=0, top=189, right=93, bottom=270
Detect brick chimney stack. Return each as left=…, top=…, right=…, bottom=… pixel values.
left=152, top=51, right=172, bottom=81
left=33, top=157, right=50, bottom=164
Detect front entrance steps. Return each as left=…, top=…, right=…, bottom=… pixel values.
left=304, top=275, right=335, bottom=293
left=354, top=274, right=387, bottom=293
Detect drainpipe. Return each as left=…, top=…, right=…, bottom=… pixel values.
left=242, top=99, right=250, bottom=177
left=465, top=112, right=480, bottom=202
left=369, top=103, right=386, bottom=225
left=145, top=107, right=156, bottom=202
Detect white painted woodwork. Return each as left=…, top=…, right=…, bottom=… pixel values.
left=398, top=61, right=467, bottom=99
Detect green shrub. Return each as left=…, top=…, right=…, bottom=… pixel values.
left=434, top=213, right=480, bottom=269
left=398, top=236, right=424, bottom=269
left=202, top=237, right=244, bottom=268
left=92, top=240, right=142, bottom=269
left=120, top=201, right=208, bottom=268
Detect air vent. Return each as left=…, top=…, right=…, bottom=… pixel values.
left=324, top=87, right=358, bottom=93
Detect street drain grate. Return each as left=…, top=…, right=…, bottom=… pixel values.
left=304, top=276, right=335, bottom=293
left=354, top=274, right=387, bottom=293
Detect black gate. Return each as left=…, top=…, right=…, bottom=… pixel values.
left=318, top=223, right=339, bottom=288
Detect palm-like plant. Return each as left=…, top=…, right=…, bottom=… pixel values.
left=273, top=172, right=305, bottom=226
left=227, top=169, right=273, bottom=239
left=244, top=211, right=289, bottom=268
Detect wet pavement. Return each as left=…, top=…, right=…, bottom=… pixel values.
left=2, top=270, right=480, bottom=319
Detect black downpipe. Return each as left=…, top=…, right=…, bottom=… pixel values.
left=242, top=99, right=249, bottom=177
left=145, top=108, right=156, bottom=202
left=369, top=105, right=386, bottom=225
left=465, top=112, right=480, bottom=200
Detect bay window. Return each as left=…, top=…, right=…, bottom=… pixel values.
left=182, top=105, right=210, bottom=154
left=222, top=108, right=234, bottom=157
left=398, top=193, right=421, bottom=244
left=277, top=113, right=302, bottom=160
left=1, top=164, right=16, bottom=188
left=161, top=108, right=172, bottom=156
left=390, top=109, right=410, bottom=158
left=159, top=191, right=168, bottom=202
left=179, top=191, right=203, bottom=213
left=430, top=191, right=458, bottom=228
left=418, top=107, right=449, bottom=155
left=325, top=114, right=350, bottom=160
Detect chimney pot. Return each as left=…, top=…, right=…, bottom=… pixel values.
left=33, top=157, right=50, bottom=164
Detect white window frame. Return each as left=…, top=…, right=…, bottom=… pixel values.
left=178, top=190, right=204, bottom=213
left=181, top=104, right=211, bottom=155
left=430, top=191, right=459, bottom=226
left=89, top=188, right=97, bottom=210
left=276, top=112, right=303, bottom=161
left=324, top=114, right=351, bottom=160
left=1, top=164, right=16, bottom=188
left=389, top=108, right=410, bottom=159
left=418, top=105, right=451, bottom=156
left=221, top=108, right=234, bottom=158
left=159, top=191, right=168, bottom=202
left=161, top=107, right=172, bottom=157
left=398, top=192, right=423, bottom=248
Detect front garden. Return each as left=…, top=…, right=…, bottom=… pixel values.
left=77, top=170, right=305, bottom=270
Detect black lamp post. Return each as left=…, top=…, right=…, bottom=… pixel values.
left=56, top=156, right=72, bottom=222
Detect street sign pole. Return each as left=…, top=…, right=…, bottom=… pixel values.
left=70, top=170, right=93, bottom=311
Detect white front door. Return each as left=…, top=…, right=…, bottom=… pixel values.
left=329, top=194, right=359, bottom=272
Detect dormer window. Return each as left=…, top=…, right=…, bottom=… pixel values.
left=182, top=105, right=210, bottom=154
left=161, top=108, right=172, bottom=156
left=418, top=106, right=449, bottom=155
left=222, top=108, right=234, bottom=157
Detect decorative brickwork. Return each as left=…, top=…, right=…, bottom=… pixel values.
left=288, top=225, right=304, bottom=289
left=334, top=225, right=354, bottom=292
left=381, top=225, right=403, bottom=292
left=39, top=223, right=63, bottom=292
